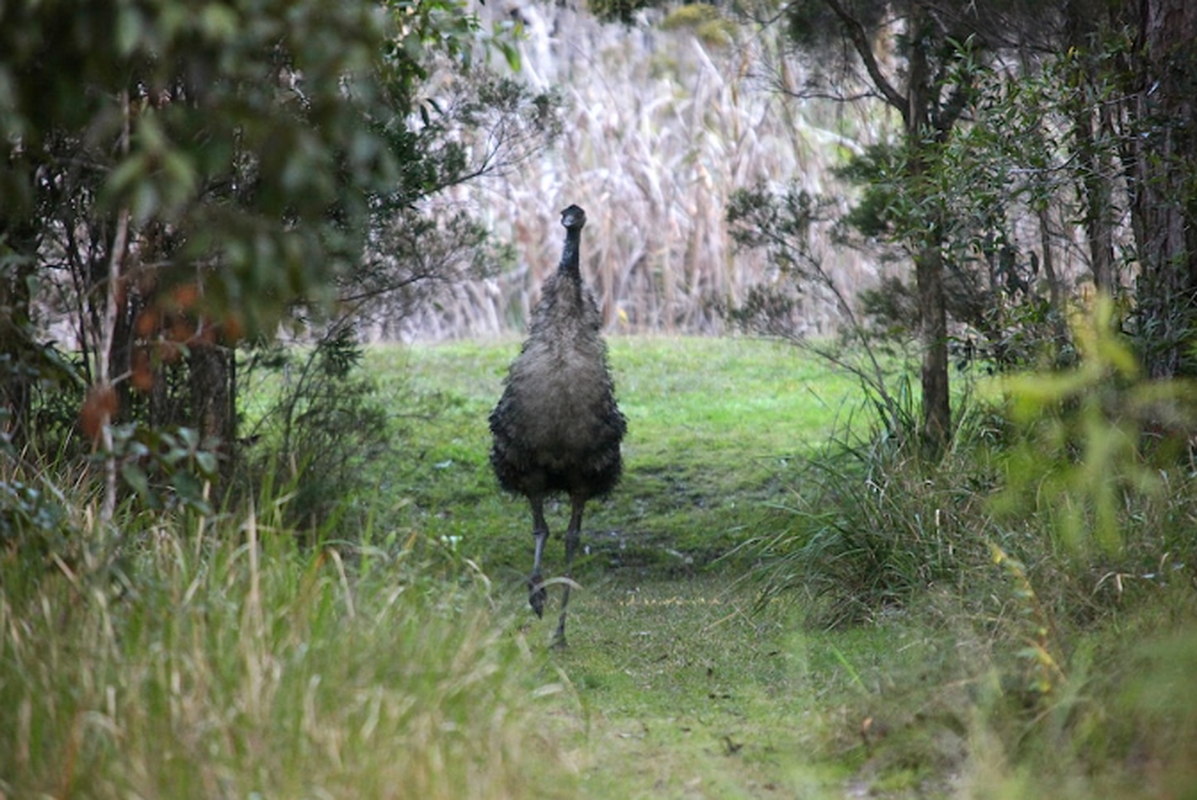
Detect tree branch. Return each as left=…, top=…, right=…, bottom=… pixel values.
left=821, top=0, right=908, bottom=121
left=935, top=82, right=973, bottom=138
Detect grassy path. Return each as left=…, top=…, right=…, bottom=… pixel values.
left=369, top=337, right=885, bottom=797
left=368, top=336, right=871, bottom=575
left=536, top=576, right=852, bottom=798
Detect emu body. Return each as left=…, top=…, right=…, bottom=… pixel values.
left=489, top=204, right=626, bottom=647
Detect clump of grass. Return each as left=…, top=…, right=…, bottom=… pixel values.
left=746, top=300, right=1197, bottom=795
left=660, top=4, right=737, bottom=48
left=0, top=505, right=575, bottom=800
left=745, top=383, right=1001, bottom=627
left=234, top=330, right=393, bottom=537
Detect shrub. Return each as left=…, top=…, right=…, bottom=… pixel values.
left=237, top=327, right=391, bottom=535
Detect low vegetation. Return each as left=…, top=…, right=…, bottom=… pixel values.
left=5, top=0, right=1196, bottom=795
left=370, top=336, right=867, bottom=576
left=5, top=335, right=1196, bottom=798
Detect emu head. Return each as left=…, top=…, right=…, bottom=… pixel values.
left=561, top=204, right=586, bottom=231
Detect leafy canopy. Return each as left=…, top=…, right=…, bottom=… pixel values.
left=0, top=0, right=513, bottom=334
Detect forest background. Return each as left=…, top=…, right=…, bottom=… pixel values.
left=3, top=0, right=1197, bottom=796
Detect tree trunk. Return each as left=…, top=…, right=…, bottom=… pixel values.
left=1131, top=0, right=1197, bottom=378
left=1067, top=2, right=1120, bottom=294
left=915, top=243, right=951, bottom=448
left=1075, top=106, right=1119, bottom=293
left=189, top=339, right=235, bottom=446
left=906, top=3, right=952, bottom=452
left=819, top=0, right=955, bottom=451
left=0, top=220, right=38, bottom=449
left=1036, top=205, right=1070, bottom=344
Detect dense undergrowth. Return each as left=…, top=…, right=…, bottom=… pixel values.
left=737, top=307, right=1197, bottom=796
left=4, top=333, right=1197, bottom=797
left=0, top=507, right=575, bottom=799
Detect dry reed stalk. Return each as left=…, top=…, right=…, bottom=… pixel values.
left=377, top=2, right=881, bottom=341
left=393, top=3, right=1099, bottom=342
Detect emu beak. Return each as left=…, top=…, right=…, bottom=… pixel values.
left=560, top=204, right=586, bottom=229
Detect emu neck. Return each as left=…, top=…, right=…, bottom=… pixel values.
left=558, top=228, right=582, bottom=282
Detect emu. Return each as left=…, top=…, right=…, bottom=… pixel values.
left=488, top=204, right=626, bottom=647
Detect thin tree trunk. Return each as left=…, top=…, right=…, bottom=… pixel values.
left=906, top=3, right=951, bottom=452
left=1036, top=205, right=1069, bottom=343
left=821, top=0, right=953, bottom=451
left=97, top=89, right=133, bottom=525
left=98, top=207, right=130, bottom=525
left=1075, top=92, right=1119, bottom=293
left=914, top=243, right=951, bottom=448
left=1131, top=0, right=1197, bottom=378
left=1066, top=3, right=1120, bottom=294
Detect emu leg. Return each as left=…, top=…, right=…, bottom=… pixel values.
left=553, top=495, right=586, bottom=648
left=528, top=495, right=549, bottom=618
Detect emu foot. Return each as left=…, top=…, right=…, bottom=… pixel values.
left=551, top=629, right=568, bottom=650
left=528, top=576, right=547, bottom=618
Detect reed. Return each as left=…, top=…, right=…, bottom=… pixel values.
left=398, top=2, right=880, bottom=340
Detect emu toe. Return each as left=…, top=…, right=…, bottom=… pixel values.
left=528, top=577, right=547, bottom=618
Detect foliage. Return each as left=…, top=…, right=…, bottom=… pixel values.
left=0, top=468, right=71, bottom=568
left=107, top=423, right=221, bottom=514
left=726, top=180, right=919, bottom=444
left=237, top=329, right=391, bottom=534
left=735, top=302, right=1197, bottom=792
left=5, top=0, right=406, bottom=329
left=781, top=0, right=887, bottom=58
left=834, top=66, right=1069, bottom=374
left=0, top=0, right=530, bottom=341
left=749, top=296, right=1197, bottom=619
left=349, top=71, right=561, bottom=337
left=0, top=0, right=564, bottom=536
left=996, top=296, right=1197, bottom=554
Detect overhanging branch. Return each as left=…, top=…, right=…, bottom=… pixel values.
left=821, top=0, right=908, bottom=121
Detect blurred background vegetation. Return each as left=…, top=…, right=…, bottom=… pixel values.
left=3, top=0, right=1197, bottom=796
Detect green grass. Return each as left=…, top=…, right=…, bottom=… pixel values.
left=367, top=335, right=870, bottom=579
left=0, top=520, right=576, bottom=799
left=536, top=575, right=868, bottom=797
left=5, top=335, right=1197, bottom=798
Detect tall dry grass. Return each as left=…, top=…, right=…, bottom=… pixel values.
left=392, top=1, right=883, bottom=340
left=391, top=2, right=1112, bottom=344
left=0, top=510, right=574, bottom=799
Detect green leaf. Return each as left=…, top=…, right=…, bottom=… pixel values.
left=115, top=5, right=145, bottom=57
left=121, top=462, right=151, bottom=499
left=196, top=451, right=219, bottom=477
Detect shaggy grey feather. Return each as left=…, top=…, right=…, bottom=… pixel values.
left=489, top=204, right=626, bottom=647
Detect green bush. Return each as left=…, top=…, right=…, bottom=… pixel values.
left=237, top=328, right=391, bottom=536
